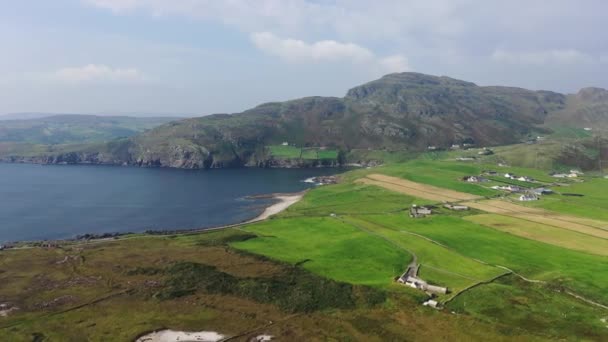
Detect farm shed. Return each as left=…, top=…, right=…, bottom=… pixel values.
left=444, top=204, right=469, bottom=211
left=410, top=205, right=432, bottom=218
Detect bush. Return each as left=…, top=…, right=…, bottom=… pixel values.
left=155, top=261, right=385, bottom=313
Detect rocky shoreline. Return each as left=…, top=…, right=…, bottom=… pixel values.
left=0, top=154, right=349, bottom=169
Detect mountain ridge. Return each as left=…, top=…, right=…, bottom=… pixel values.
left=1, top=72, right=607, bottom=168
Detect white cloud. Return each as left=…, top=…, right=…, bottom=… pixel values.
left=251, top=32, right=373, bottom=63
left=52, top=64, right=145, bottom=83
left=491, top=49, right=593, bottom=65
left=251, top=32, right=408, bottom=73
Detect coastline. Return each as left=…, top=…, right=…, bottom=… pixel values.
left=0, top=190, right=308, bottom=248
left=247, top=191, right=307, bottom=222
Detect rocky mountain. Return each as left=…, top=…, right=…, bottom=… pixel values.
left=1, top=72, right=606, bottom=168
left=544, top=87, right=608, bottom=128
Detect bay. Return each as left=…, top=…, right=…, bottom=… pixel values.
left=0, top=163, right=342, bottom=242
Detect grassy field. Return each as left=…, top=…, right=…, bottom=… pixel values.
left=267, top=145, right=339, bottom=160
left=525, top=177, right=608, bottom=221
left=448, top=275, right=608, bottom=340
left=267, top=144, right=302, bottom=158
left=465, top=214, right=608, bottom=256
left=233, top=217, right=412, bottom=286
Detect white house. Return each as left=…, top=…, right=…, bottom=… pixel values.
left=519, top=194, right=539, bottom=201
left=504, top=173, right=516, bottom=179
left=517, top=176, right=534, bottom=182
left=281, top=142, right=289, bottom=146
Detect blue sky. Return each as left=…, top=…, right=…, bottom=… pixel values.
left=1, top=0, right=607, bottom=116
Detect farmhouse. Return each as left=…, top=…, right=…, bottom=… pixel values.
left=492, top=185, right=522, bottom=192
left=517, top=176, right=534, bottom=182
left=281, top=142, right=288, bottom=146
left=444, top=204, right=469, bottom=211
left=482, top=170, right=498, bottom=176
left=532, top=188, right=553, bottom=195
left=551, top=173, right=568, bottom=178
left=519, top=193, right=539, bottom=201
left=478, top=148, right=494, bottom=155
left=402, top=276, right=448, bottom=295
left=423, top=299, right=441, bottom=309
left=463, top=175, right=482, bottom=183
left=410, top=205, right=432, bottom=218
left=504, top=173, right=516, bottom=179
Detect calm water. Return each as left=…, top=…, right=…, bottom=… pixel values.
left=0, top=163, right=342, bottom=243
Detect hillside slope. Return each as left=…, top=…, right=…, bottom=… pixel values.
left=544, top=87, right=608, bottom=128
left=1, top=72, right=606, bottom=168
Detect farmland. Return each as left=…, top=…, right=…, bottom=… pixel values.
left=2, top=158, right=608, bottom=340
left=267, top=145, right=339, bottom=160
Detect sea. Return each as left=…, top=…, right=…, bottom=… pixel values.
left=0, top=163, right=342, bottom=243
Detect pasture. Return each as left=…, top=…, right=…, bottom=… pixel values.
left=267, top=145, right=339, bottom=160
left=465, top=214, right=608, bottom=256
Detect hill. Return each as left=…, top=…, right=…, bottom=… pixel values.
left=0, top=114, right=180, bottom=144
left=1, top=72, right=607, bottom=168
left=544, top=87, right=608, bottom=129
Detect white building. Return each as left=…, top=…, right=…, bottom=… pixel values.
left=519, top=194, right=539, bottom=201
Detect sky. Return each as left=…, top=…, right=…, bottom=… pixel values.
left=1, top=0, right=607, bottom=116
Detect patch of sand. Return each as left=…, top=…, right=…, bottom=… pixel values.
left=250, top=193, right=304, bottom=222
left=135, top=330, right=224, bottom=342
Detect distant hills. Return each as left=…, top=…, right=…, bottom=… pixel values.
left=0, top=114, right=181, bottom=144
left=1, top=72, right=607, bottom=168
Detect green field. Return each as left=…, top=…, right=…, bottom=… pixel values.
left=267, top=145, right=339, bottom=160
left=267, top=144, right=302, bottom=158
left=465, top=214, right=608, bottom=256
left=523, top=177, right=608, bottom=221
left=233, top=217, right=411, bottom=286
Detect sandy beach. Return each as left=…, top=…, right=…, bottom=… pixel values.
left=248, top=191, right=306, bottom=222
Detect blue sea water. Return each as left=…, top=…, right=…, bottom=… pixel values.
left=0, top=163, right=341, bottom=242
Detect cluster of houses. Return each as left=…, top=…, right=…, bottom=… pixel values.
left=551, top=170, right=584, bottom=178
left=503, top=172, right=534, bottom=182
left=462, top=170, right=555, bottom=201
